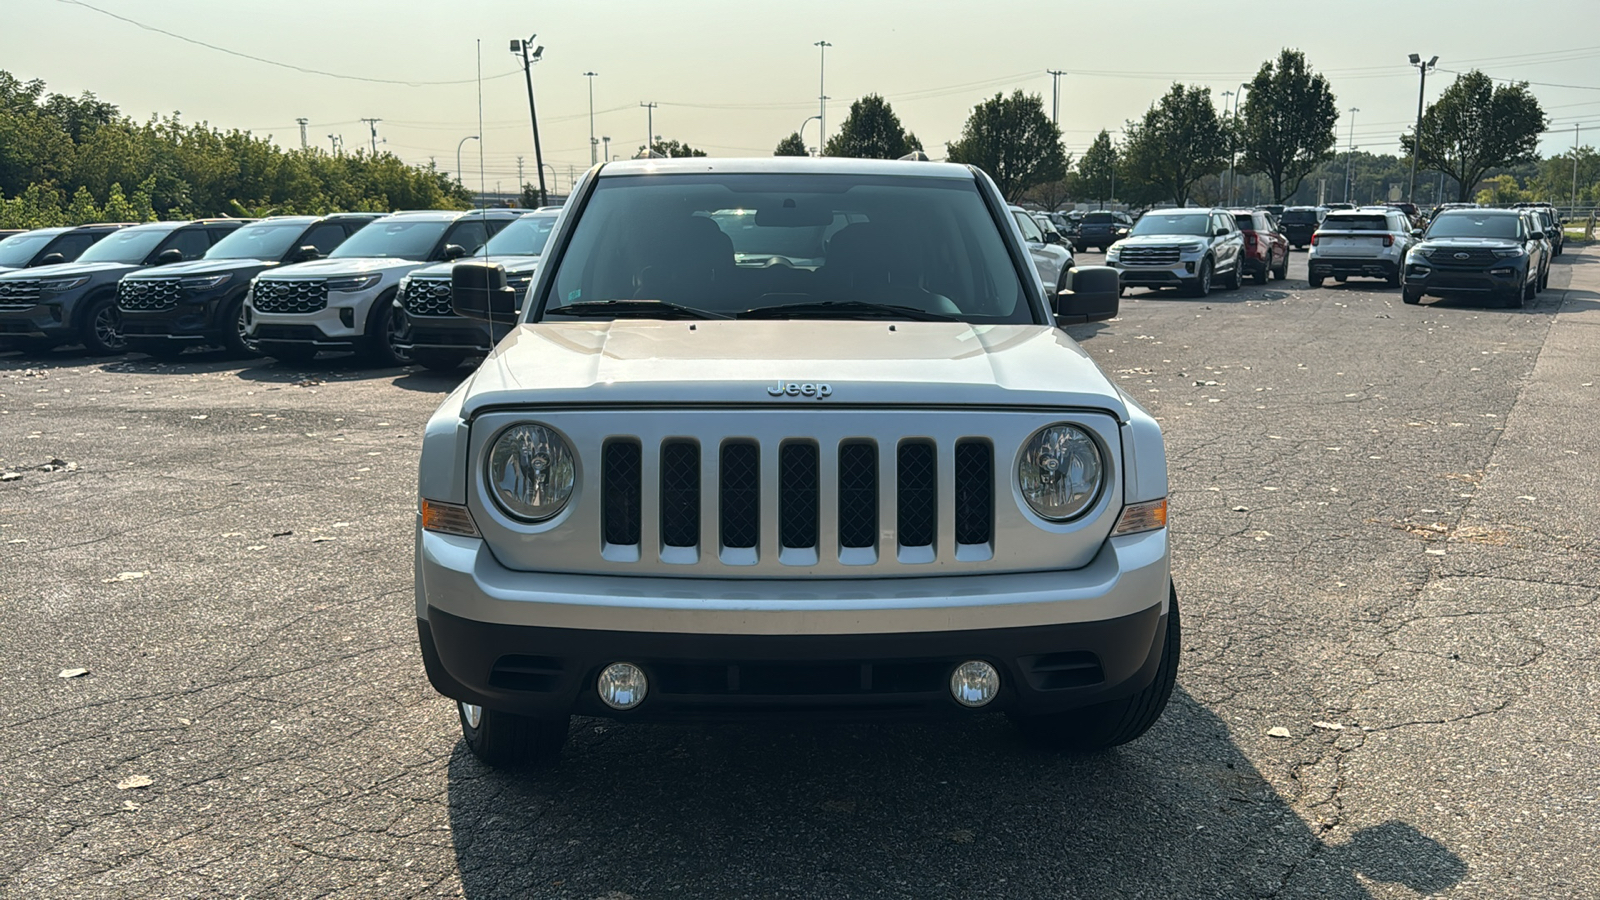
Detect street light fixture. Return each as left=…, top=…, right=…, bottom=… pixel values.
left=583, top=71, right=599, bottom=166
left=814, top=40, right=832, bottom=156
left=799, top=114, right=821, bottom=156
left=1344, top=108, right=1359, bottom=204
left=1408, top=54, right=1439, bottom=203
left=511, top=36, right=548, bottom=206
left=455, top=135, right=479, bottom=187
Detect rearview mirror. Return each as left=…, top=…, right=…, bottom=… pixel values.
left=35, top=253, right=65, bottom=267
left=1055, top=266, right=1119, bottom=325
left=441, top=243, right=468, bottom=261
left=291, top=244, right=321, bottom=263
left=155, top=248, right=184, bottom=265
left=451, top=260, right=519, bottom=321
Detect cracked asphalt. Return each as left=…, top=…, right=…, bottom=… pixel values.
left=2, top=248, right=1597, bottom=898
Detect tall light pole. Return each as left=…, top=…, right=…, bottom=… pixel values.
left=799, top=114, right=821, bottom=156
left=1344, top=107, right=1359, bottom=203
left=296, top=117, right=308, bottom=150
left=1047, top=70, right=1066, bottom=125
left=640, top=102, right=658, bottom=155
left=1228, top=83, right=1248, bottom=205
left=583, top=71, right=599, bottom=166
left=1408, top=53, right=1438, bottom=204
left=456, top=135, right=479, bottom=187
left=1573, top=123, right=1582, bottom=214
left=327, top=134, right=342, bottom=155
left=511, top=36, right=548, bottom=206
left=1221, top=91, right=1235, bottom=205
left=814, top=40, right=832, bottom=155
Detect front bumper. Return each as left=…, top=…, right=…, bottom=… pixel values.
left=393, top=310, right=499, bottom=355
left=416, top=526, right=1171, bottom=720
left=120, top=290, right=237, bottom=345
left=1108, top=260, right=1200, bottom=288
left=1404, top=261, right=1527, bottom=297
left=246, top=287, right=385, bottom=348
left=0, top=300, right=78, bottom=340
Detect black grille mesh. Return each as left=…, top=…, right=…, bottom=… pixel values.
left=778, top=443, right=819, bottom=549
left=897, top=442, right=937, bottom=547
left=602, top=441, right=641, bottom=546
left=954, top=441, right=993, bottom=545
left=719, top=441, right=759, bottom=549
left=660, top=441, right=700, bottom=548
left=837, top=443, right=878, bottom=549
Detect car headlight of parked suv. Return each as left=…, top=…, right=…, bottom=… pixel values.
left=1105, top=244, right=1121, bottom=262
left=1017, top=424, right=1103, bottom=521
left=1179, top=241, right=1207, bottom=255
left=39, top=277, right=90, bottom=294
left=1491, top=248, right=1525, bottom=258
left=486, top=422, right=577, bottom=522
left=178, top=273, right=232, bottom=291
left=327, top=274, right=382, bottom=293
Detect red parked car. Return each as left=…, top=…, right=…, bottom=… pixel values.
left=1230, top=208, right=1290, bottom=284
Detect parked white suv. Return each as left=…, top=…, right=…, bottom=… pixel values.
left=1307, top=208, right=1417, bottom=288
left=1009, top=205, right=1076, bottom=295
left=415, top=158, right=1176, bottom=767
left=1106, top=208, right=1246, bottom=297
left=245, top=209, right=521, bottom=364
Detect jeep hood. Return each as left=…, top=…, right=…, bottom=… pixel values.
left=458, top=321, right=1126, bottom=418
left=406, top=254, right=541, bottom=280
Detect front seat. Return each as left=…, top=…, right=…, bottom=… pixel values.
left=822, top=222, right=955, bottom=313
left=633, top=215, right=737, bottom=308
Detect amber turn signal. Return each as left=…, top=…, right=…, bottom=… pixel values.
left=421, top=499, right=480, bottom=537
left=1112, top=498, right=1167, bottom=536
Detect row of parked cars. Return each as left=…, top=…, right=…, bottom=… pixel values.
left=0, top=208, right=561, bottom=369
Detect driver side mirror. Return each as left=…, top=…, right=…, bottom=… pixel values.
left=155, top=248, right=185, bottom=265
left=1531, top=231, right=1546, bottom=241
left=1055, top=266, right=1119, bottom=325
left=1042, top=231, right=1061, bottom=244
left=451, top=260, right=519, bottom=321
left=291, top=244, right=321, bottom=263
left=35, top=253, right=65, bottom=267
left=1214, top=226, right=1229, bottom=237
left=441, top=243, right=468, bottom=261
left=1411, top=228, right=1423, bottom=237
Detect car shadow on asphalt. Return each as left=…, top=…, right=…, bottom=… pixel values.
left=1125, top=286, right=1296, bottom=304
left=442, top=688, right=1465, bottom=898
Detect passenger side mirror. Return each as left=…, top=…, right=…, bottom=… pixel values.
left=35, top=253, right=65, bottom=267
left=1214, top=226, right=1229, bottom=237
left=1411, top=228, right=1423, bottom=237
left=1055, top=266, right=1119, bottom=325
left=155, top=248, right=185, bottom=265
left=291, top=244, right=321, bottom=263
left=1531, top=231, right=1545, bottom=241
left=1042, top=231, right=1061, bottom=244
left=441, top=243, right=468, bottom=261
left=451, top=260, right=519, bottom=321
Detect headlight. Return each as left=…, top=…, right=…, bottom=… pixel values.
left=39, top=277, right=89, bottom=293
left=1181, top=241, right=1207, bottom=253
left=1105, top=245, right=1121, bottom=262
left=326, top=273, right=382, bottom=293
left=486, top=423, right=576, bottom=521
left=1492, top=248, right=1524, bottom=258
left=1018, top=424, right=1103, bottom=521
left=178, top=273, right=231, bottom=291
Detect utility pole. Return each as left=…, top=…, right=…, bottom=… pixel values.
left=1407, top=53, right=1438, bottom=204
left=584, top=71, right=599, bottom=166
left=602, top=136, right=611, bottom=161
left=640, top=102, right=657, bottom=155
left=1573, top=123, right=1582, bottom=214
left=814, top=40, right=831, bottom=155
left=512, top=36, right=548, bottom=206
left=517, top=156, right=525, bottom=194
left=359, top=117, right=382, bottom=154
left=1046, top=70, right=1066, bottom=125
left=1221, top=91, right=1234, bottom=204
left=327, top=134, right=342, bottom=155
left=296, top=118, right=308, bottom=150
left=1344, top=108, right=1359, bottom=204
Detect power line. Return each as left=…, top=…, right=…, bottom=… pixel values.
left=53, top=0, right=522, bottom=86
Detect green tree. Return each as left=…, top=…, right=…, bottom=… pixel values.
left=1401, top=70, right=1547, bottom=202
left=1020, top=174, right=1076, bottom=212
left=945, top=90, right=1066, bottom=201
left=101, top=182, right=138, bottom=222
left=1077, top=129, right=1119, bottom=205
left=1120, top=83, right=1230, bottom=207
left=1475, top=173, right=1527, bottom=206
left=65, top=185, right=99, bottom=224
left=1236, top=49, right=1340, bottom=203
left=640, top=139, right=707, bottom=158
left=774, top=132, right=808, bottom=157
left=823, top=94, right=922, bottom=159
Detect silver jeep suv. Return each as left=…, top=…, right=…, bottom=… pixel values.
left=414, top=158, right=1177, bottom=766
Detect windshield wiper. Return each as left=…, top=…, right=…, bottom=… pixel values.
left=737, top=300, right=958, bottom=322
left=542, top=299, right=729, bottom=320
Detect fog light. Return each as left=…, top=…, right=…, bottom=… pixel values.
left=597, top=662, right=647, bottom=710
left=339, top=307, right=355, bottom=327
left=950, top=660, right=1000, bottom=708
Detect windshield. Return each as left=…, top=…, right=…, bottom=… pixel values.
left=204, top=222, right=309, bottom=260
left=1324, top=215, right=1389, bottom=231
left=1426, top=214, right=1519, bottom=240
left=541, top=173, right=1034, bottom=323
left=0, top=231, right=60, bottom=267
left=481, top=213, right=558, bottom=256
left=1129, top=212, right=1211, bottom=237
left=74, top=227, right=171, bottom=264
left=329, top=219, right=450, bottom=260
left=1282, top=209, right=1320, bottom=224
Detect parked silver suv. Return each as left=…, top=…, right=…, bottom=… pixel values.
left=414, top=158, right=1177, bottom=767
left=1307, top=207, right=1416, bottom=287
left=1106, top=208, right=1246, bottom=297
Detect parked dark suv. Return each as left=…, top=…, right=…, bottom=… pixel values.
left=0, top=219, right=247, bottom=354
left=119, top=214, right=383, bottom=358
left=0, top=223, right=131, bottom=275
left=1403, top=209, right=1544, bottom=308
left=1279, top=206, right=1327, bottom=249
left=1075, top=210, right=1133, bottom=251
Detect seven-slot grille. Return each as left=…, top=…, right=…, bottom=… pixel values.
left=251, top=279, right=328, bottom=314
left=0, top=280, right=42, bottom=310
left=598, top=437, right=996, bottom=566
left=117, top=278, right=183, bottom=311
left=1426, top=248, right=1498, bottom=267
left=401, top=278, right=454, bottom=317
left=1117, top=245, right=1183, bottom=266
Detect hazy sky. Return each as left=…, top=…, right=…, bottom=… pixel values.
left=6, top=0, right=1600, bottom=194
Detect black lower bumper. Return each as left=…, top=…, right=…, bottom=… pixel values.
left=393, top=311, right=497, bottom=354
left=1405, top=264, right=1526, bottom=298
left=418, top=603, right=1168, bottom=722
left=1310, top=258, right=1397, bottom=279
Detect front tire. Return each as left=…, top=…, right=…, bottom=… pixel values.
left=1012, top=583, right=1180, bottom=752
left=457, top=701, right=569, bottom=768
left=1252, top=263, right=1269, bottom=285
left=362, top=294, right=409, bottom=367
left=80, top=296, right=126, bottom=356
left=1184, top=260, right=1212, bottom=298
left=1308, top=273, right=1325, bottom=288
left=1403, top=287, right=1424, bottom=304
left=1272, top=252, right=1289, bottom=281
left=220, top=297, right=259, bottom=357
left=1220, top=259, right=1242, bottom=290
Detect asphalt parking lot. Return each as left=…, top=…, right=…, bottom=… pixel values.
left=3, top=248, right=1598, bottom=899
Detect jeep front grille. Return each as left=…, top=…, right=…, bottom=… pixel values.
left=0, top=280, right=41, bottom=310
left=1118, top=246, right=1183, bottom=266
left=401, top=278, right=454, bottom=317
left=252, top=279, right=328, bottom=314
left=117, top=278, right=183, bottom=311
